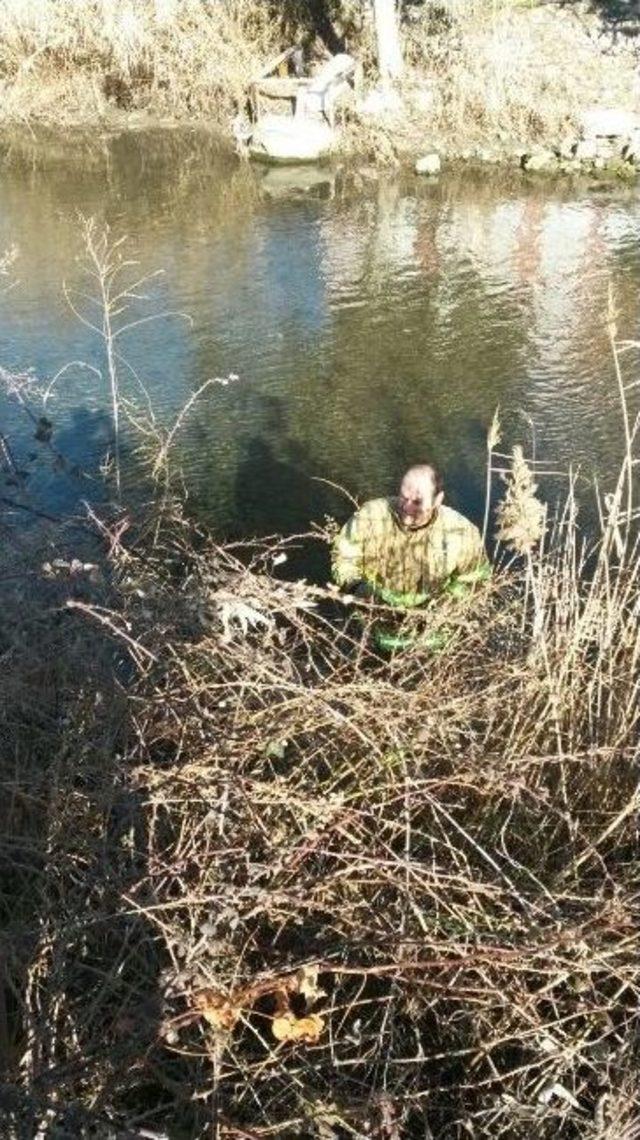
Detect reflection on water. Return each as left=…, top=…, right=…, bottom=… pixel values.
left=0, top=130, right=638, bottom=564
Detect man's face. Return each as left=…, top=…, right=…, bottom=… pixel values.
left=397, top=470, right=443, bottom=528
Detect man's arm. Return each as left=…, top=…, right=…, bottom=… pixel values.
left=444, top=522, right=491, bottom=598
left=331, top=508, right=367, bottom=589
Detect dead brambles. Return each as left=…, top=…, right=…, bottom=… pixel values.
left=1, top=492, right=635, bottom=1137
left=1, top=317, right=639, bottom=1136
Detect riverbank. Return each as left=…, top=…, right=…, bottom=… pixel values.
left=0, top=1, right=639, bottom=169
left=2, top=476, right=639, bottom=1139
left=1, top=320, right=639, bottom=1135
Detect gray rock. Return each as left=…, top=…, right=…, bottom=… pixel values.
left=580, top=107, right=640, bottom=139
left=573, top=138, right=598, bottom=162
left=521, top=149, right=556, bottom=172
left=475, top=147, right=498, bottom=163
left=415, top=153, right=442, bottom=175
left=557, top=137, right=576, bottom=161
left=558, top=159, right=581, bottom=174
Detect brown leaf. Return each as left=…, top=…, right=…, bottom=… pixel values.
left=192, top=987, right=240, bottom=1033
left=272, top=1011, right=325, bottom=1044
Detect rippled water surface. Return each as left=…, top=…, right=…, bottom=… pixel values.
left=1, top=130, right=638, bottom=560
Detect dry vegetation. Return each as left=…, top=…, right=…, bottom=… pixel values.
left=0, top=0, right=637, bottom=156
left=0, top=0, right=281, bottom=125
left=1, top=244, right=639, bottom=1136
left=388, top=1, right=640, bottom=155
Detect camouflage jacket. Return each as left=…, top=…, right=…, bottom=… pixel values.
left=332, top=498, right=488, bottom=602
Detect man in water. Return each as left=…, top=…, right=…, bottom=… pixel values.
left=332, top=464, right=489, bottom=647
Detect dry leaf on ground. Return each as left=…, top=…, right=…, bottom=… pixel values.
left=272, top=1011, right=325, bottom=1043
left=192, top=987, right=241, bottom=1032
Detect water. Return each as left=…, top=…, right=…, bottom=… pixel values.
left=0, top=129, right=638, bottom=576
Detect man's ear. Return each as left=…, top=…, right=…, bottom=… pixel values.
left=435, top=490, right=445, bottom=509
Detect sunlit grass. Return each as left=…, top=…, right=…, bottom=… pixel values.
left=0, top=0, right=635, bottom=158
left=0, top=0, right=279, bottom=124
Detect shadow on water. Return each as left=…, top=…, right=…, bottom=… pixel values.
left=42, top=405, right=113, bottom=516
left=235, top=436, right=317, bottom=536
left=233, top=434, right=339, bottom=581
left=1, top=404, right=112, bottom=534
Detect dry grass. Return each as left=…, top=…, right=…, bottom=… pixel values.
left=1, top=379, right=639, bottom=1137
left=0, top=0, right=280, bottom=126
left=0, top=230, right=639, bottom=1136
left=0, top=0, right=636, bottom=156
left=3, top=499, right=640, bottom=1137
left=356, top=1, right=640, bottom=158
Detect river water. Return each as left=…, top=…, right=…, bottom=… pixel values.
left=0, top=129, right=638, bottom=569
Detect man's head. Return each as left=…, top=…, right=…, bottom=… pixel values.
left=397, top=464, right=444, bottom=528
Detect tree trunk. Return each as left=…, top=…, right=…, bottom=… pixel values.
left=373, top=0, right=403, bottom=85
